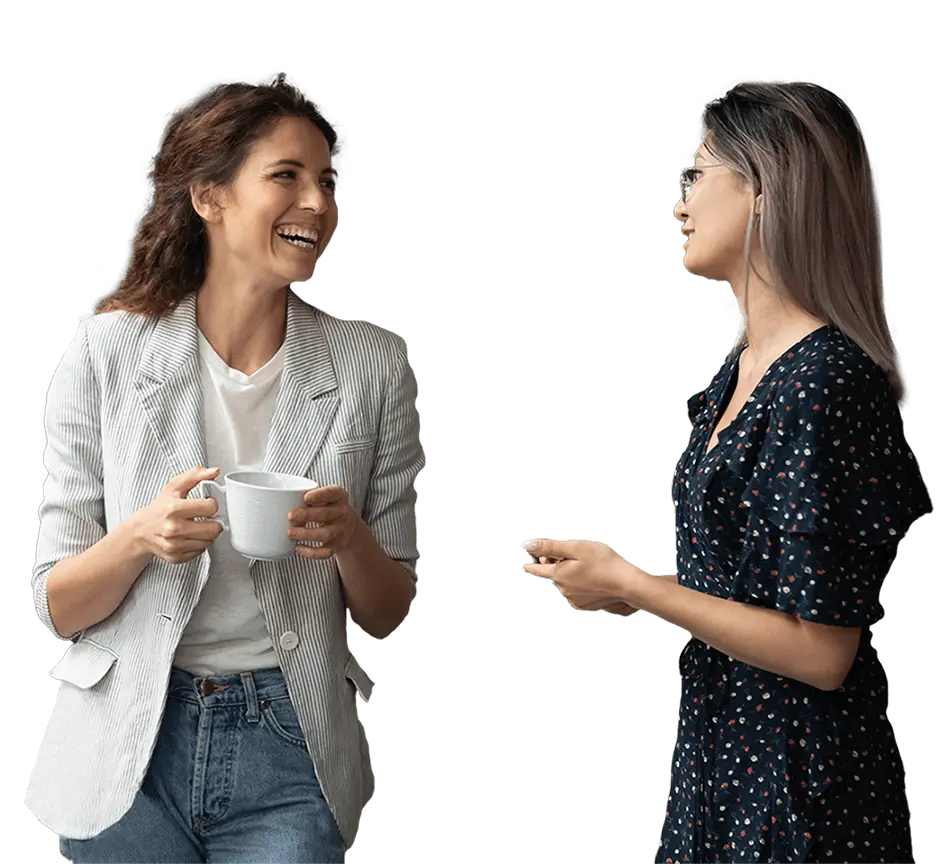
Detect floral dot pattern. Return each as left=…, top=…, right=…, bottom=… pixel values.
left=656, top=327, right=932, bottom=863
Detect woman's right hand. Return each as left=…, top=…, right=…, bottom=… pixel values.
left=538, top=555, right=639, bottom=616
left=131, top=466, right=225, bottom=564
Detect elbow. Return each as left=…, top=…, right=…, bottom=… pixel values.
left=361, top=615, right=400, bottom=640
left=32, top=565, right=68, bottom=640
left=363, top=604, right=411, bottom=640
left=40, top=609, right=77, bottom=642
left=348, top=600, right=393, bottom=638
left=817, top=666, right=853, bottom=692
left=376, top=569, right=417, bottom=639
left=809, top=658, right=855, bottom=692
left=795, top=619, right=860, bottom=692
left=793, top=666, right=843, bottom=691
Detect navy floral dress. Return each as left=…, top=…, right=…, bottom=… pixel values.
left=657, top=326, right=932, bottom=863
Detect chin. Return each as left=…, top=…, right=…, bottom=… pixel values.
left=682, top=253, right=727, bottom=282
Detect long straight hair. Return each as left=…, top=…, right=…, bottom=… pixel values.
left=701, top=82, right=904, bottom=401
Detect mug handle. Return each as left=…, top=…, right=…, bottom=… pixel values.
left=196, top=480, right=229, bottom=532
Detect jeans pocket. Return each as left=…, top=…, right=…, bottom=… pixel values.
left=260, top=695, right=308, bottom=748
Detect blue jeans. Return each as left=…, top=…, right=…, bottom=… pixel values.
left=59, top=666, right=346, bottom=863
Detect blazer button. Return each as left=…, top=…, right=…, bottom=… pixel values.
left=279, top=631, right=300, bottom=651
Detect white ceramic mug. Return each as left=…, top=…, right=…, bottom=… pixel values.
left=197, top=470, right=318, bottom=560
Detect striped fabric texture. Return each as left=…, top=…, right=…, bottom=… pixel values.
left=26, top=289, right=424, bottom=848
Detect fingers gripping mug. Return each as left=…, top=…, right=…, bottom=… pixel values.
left=197, top=470, right=318, bottom=560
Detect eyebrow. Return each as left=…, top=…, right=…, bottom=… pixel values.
left=264, top=158, right=338, bottom=177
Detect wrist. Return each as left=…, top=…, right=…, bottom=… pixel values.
left=122, top=511, right=152, bottom=562
left=619, top=561, right=655, bottom=608
left=335, top=513, right=367, bottom=564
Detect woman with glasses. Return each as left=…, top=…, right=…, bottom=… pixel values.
left=523, top=82, right=931, bottom=863
left=522, top=81, right=934, bottom=864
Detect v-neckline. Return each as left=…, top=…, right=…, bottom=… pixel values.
left=701, top=347, right=748, bottom=461
left=701, top=325, right=832, bottom=461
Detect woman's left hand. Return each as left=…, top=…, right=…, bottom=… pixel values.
left=522, top=538, right=647, bottom=609
left=288, top=485, right=357, bottom=559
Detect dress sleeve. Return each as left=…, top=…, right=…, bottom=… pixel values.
left=744, top=350, right=932, bottom=626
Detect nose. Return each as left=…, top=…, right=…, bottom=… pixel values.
left=673, top=197, right=687, bottom=222
left=298, top=179, right=329, bottom=215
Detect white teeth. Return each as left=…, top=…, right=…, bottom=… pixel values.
left=281, top=236, right=316, bottom=249
left=276, top=225, right=319, bottom=246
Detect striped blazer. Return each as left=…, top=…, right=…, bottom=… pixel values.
left=26, top=289, right=424, bottom=848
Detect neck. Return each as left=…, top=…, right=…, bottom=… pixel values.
left=744, top=298, right=827, bottom=361
left=195, top=273, right=289, bottom=375
left=730, top=260, right=827, bottom=365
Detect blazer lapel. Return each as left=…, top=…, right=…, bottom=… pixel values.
left=133, top=290, right=338, bottom=485
left=262, top=290, right=340, bottom=478
left=133, top=293, right=207, bottom=478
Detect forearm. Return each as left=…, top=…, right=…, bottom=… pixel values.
left=623, top=573, right=678, bottom=615
left=44, top=515, right=154, bottom=638
left=335, top=514, right=416, bottom=639
left=626, top=571, right=850, bottom=690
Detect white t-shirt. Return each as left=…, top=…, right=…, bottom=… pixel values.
left=173, top=330, right=286, bottom=676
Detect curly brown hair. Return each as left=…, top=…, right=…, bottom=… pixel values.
left=94, top=73, right=338, bottom=317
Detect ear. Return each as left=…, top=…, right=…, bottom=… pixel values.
left=754, top=192, right=763, bottom=216
left=190, top=181, right=225, bottom=224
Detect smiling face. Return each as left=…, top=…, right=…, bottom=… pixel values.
left=194, top=116, right=339, bottom=290
left=674, top=141, right=761, bottom=283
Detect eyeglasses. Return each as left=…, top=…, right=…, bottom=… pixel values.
left=679, top=164, right=727, bottom=203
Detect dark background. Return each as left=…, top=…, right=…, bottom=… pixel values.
left=18, top=64, right=924, bottom=862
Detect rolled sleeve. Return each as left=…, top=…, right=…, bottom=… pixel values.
left=32, top=319, right=106, bottom=640
left=361, top=337, right=424, bottom=580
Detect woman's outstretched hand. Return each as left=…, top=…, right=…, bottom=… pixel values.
left=522, top=538, right=646, bottom=616
left=538, top=555, right=639, bottom=617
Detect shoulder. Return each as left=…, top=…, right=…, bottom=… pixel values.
left=55, top=309, right=154, bottom=383
left=764, top=329, right=904, bottom=477
left=769, top=328, right=893, bottom=432
left=756, top=328, right=931, bottom=536
left=82, top=308, right=156, bottom=362
left=314, top=308, right=409, bottom=368
left=84, top=307, right=155, bottom=341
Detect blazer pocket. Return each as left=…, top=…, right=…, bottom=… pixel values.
left=335, top=436, right=376, bottom=455
left=344, top=654, right=375, bottom=702
left=49, top=639, right=118, bottom=689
